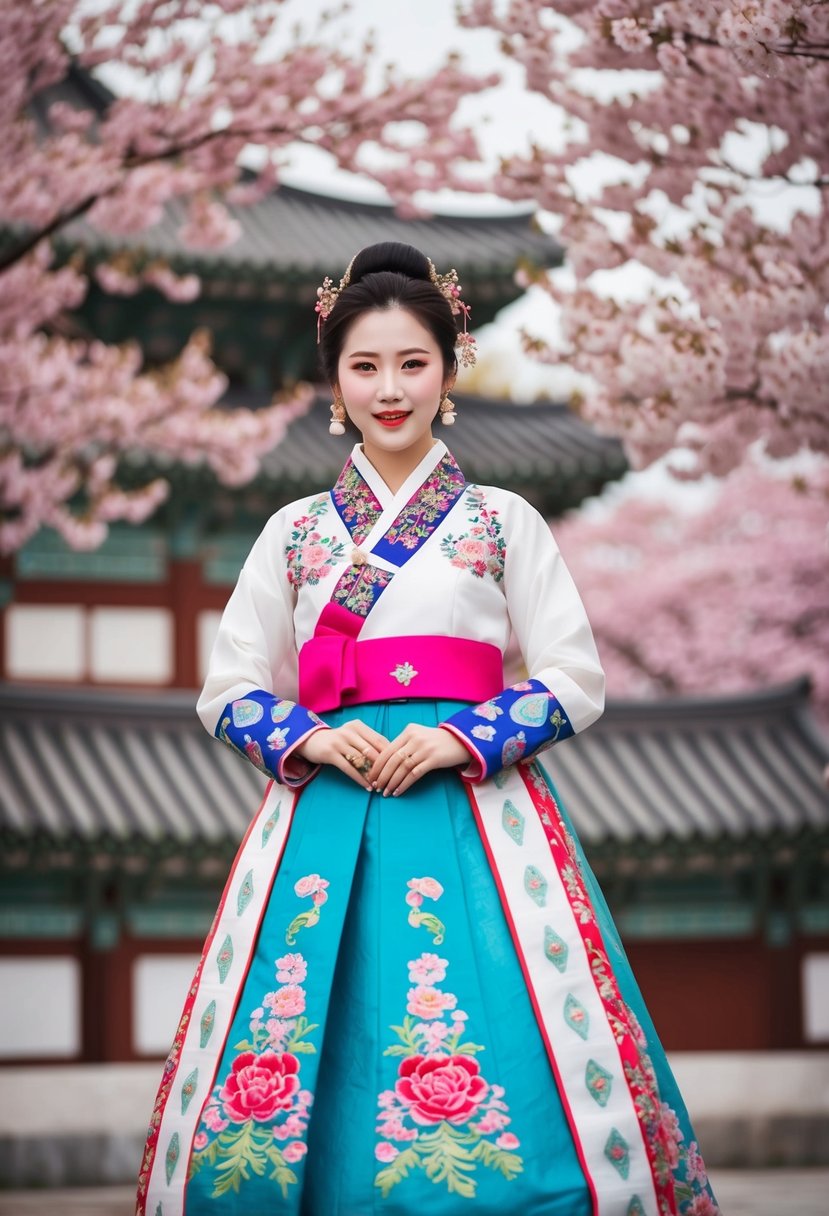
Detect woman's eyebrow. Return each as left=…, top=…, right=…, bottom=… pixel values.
left=346, top=347, right=431, bottom=358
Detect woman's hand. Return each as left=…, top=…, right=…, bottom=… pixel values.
left=368, top=725, right=470, bottom=797
left=298, top=721, right=389, bottom=789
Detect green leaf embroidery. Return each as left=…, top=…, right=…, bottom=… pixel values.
left=285, top=907, right=320, bottom=945
left=417, top=1123, right=479, bottom=1198
left=211, top=1123, right=272, bottom=1198
left=284, top=1015, right=319, bottom=1052
left=407, top=909, right=446, bottom=943
left=375, top=1145, right=422, bottom=1198
left=266, top=1145, right=299, bottom=1199
left=469, top=1136, right=524, bottom=1180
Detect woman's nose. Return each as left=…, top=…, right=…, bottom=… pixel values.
left=377, top=374, right=403, bottom=402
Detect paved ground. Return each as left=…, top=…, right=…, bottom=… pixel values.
left=1, top=1170, right=828, bottom=1215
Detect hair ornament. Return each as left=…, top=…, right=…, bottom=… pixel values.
left=314, top=253, right=477, bottom=367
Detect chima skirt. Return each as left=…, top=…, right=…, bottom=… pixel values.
left=137, top=700, right=720, bottom=1216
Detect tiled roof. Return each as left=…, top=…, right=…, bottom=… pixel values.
left=60, top=185, right=561, bottom=283
left=123, top=393, right=629, bottom=518
left=2, top=679, right=826, bottom=865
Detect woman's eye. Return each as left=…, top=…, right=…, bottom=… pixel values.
left=352, top=362, right=375, bottom=372
left=402, top=359, right=425, bottom=369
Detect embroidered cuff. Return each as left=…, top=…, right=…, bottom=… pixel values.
left=215, top=689, right=329, bottom=789
left=440, top=678, right=574, bottom=784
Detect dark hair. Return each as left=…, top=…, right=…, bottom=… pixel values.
left=318, top=242, right=460, bottom=385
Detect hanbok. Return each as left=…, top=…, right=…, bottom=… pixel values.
left=137, top=439, right=720, bottom=1216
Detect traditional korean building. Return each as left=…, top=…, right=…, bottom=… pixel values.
left=0, top=677, right=827, bottom=1067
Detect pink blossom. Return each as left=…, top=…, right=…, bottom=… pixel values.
left=415, top=1020, right=451, bottom=1051
left=264, top=985, right=306, bottom=1018
left=202, top=1104, right=229, bottom=1133
left=685, top=1140, right=709, bottom=1187
left=282, top=1140, right=308, bottom=1163
left=275, top=954, right=307, bottom=984
left=687, top=1195, right=720, bottom=1216
left=375, top=1142, right=400, bottom=1163
left=408, top=953, right=449, bottom=984
left=407, top=985, right=458, bottom=1020
left=294, top=875, right=329, bottom=898
left=405, top=890, right=423, bottom=908
left=265, top=1018, right=293, bottom=1049
left=193, top=1131, right=209, bottom=1151
left=496, top=1131, right=520, bottom=1150
left=407, top=877, right=444, bottom=900
left=475, top=1110, right=511, bottom=1134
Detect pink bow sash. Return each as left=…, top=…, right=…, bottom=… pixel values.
left=298, top=629, right=504, bottom=713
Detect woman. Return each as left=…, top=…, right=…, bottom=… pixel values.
left=137, top=243, right=720, bottom=1216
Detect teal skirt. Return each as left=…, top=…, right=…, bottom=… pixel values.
left=142, top=700, right=719, bottom=1216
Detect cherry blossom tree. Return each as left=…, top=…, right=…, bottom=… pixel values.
left=459, top=1, right=829, bottom=481
left=0, top=0, right=495, bottom=552
left=553, top=465, right=829, bottom=725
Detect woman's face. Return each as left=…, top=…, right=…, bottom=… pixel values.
left=335, top=306, right=452, bottom=457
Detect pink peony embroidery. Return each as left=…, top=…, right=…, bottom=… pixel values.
left=275, top=953, right=308, bottom=984
left=282, top=1140, right=308, bottom=1163
left=264, top=985, right=306, bottom=1018
left=219, top=1050, right=300, bottom=1123
left=193, top=1131, right=209, bottom=1151
left=395, top=1055, right=489, bottom=1126
left=408, top=953, right=448, bottom=984
left=456, top=537, right=488, bottom=560
left=301, top=543, right=329, bottom=569
left=407, top=984, right=458, bottom=1020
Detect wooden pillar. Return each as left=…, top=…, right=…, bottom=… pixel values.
left=168, top=558, right=203, bottom=688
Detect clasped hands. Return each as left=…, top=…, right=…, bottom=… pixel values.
left=297, top=719, right=470, bottom=797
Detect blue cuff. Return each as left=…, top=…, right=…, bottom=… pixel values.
left=441, top=678, right=574, bottom=782
left=215, top=689, right=327, bottom=787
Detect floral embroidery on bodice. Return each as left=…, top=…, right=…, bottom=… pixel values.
left=374, top=450, right=467, bottom=558
left=284, top=496, right=348, bottom=588
left=331, top=460, right=383, bottom=545
left=441, top=485, right=506, bottom=581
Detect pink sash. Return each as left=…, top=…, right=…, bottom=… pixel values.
left=298, top=603, right=503, bottom=713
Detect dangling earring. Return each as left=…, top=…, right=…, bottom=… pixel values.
left=439, top=393, right=457, bottom=426
left=329, top=394, right=346, bottom=435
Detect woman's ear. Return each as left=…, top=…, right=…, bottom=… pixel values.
left=442, top=369, right=457, bottom=396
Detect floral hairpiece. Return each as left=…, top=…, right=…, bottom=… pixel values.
left=314, top=255, right=477, bottom=368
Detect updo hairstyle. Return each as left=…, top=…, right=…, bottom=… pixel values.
left=318, top=242, right=460, bottom=385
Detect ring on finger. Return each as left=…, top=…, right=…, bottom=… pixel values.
left=346, top=751, right=371, bottom=774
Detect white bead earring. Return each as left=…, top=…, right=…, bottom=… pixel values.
left=329, top=395, right=346, bottom=435
left=439, top=393, right=457, bottom=426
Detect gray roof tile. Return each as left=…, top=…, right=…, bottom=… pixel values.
left=1, top=679, right=826, bottom=863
